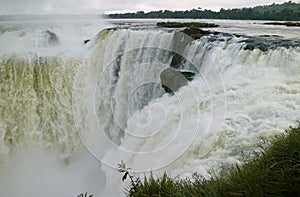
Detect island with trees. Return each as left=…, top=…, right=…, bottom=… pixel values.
left=106, top=1, right=300, bottom=21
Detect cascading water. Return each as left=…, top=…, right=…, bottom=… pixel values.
left=0, top=19, right=299, bottom=196
left=73, top=28, right=300, bottom=195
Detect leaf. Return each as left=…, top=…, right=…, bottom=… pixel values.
left=118, top=160, right=129, bottom=173
left=122, top=171, right=129, bottom=182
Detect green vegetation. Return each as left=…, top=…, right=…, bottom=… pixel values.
left=122, top=124, right=300, bottom=196
left=264, top=21, right=300, bottom=27
left=107, top=1, right=300, bottom=21
left=157, top=22, right=218, bottom=28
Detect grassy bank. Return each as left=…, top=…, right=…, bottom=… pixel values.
left=125, top=124, right=300, bottom=197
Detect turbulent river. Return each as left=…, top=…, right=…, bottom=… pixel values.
left=0, top=17, right=299, bottom=196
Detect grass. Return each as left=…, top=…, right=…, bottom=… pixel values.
left=157, top=22, right=219, bottom=28
left=124, top=123, right=300, bottom=197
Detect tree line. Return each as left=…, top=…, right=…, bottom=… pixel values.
left=107, top=1, right=300, bottom=21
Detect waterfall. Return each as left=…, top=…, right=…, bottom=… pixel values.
left=0, top=26, right=299, bottom=196
left=0, top=54, right=82, bottom=157
left=0, top=19, right=108, bottom=196
left=72, top=29, right=300, bottom=194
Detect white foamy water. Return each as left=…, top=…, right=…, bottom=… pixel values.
left=0, top=18, right=299, bottom=196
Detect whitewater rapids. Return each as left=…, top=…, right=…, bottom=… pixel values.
left=0, top=19, right=299, bottom=196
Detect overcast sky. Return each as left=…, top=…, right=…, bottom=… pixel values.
left=0, top=0, right=294, bottom=15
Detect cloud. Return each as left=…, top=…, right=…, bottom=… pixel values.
left=0, top=0, right=101, bottom=14
left=0, top=0, right=290, bottom=15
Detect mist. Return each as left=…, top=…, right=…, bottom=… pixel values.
left=0, top=147, right=106, bottom=197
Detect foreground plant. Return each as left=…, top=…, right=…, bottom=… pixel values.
left=118, top=160, right=141, bottom=193
left=77, top=192, right=93, bottom=197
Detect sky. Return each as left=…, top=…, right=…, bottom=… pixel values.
left=0, top=0, right=295, bottom=15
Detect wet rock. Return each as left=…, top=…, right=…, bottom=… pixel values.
left=240, top=36, right=300, bottom=51
left=181, top=27, right=210, bottom=39
left=160, top=67, right=195, bottom=93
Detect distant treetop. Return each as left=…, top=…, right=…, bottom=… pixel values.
left=106, top=1, right=300, bottom=21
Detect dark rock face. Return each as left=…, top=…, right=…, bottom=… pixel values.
left=240, top=35, right=300, bottom=51
left=160, top=67, right=195, bottom=93
left=163, top=31, right=199, bottom=93
left=170, top=32, right=195, bottom=69
left=181, top=28, right=210, bottom=39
